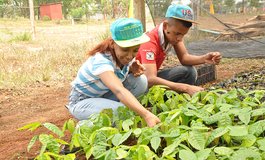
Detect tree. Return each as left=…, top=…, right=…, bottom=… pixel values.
left=61, top=0, right=72, bottom=19
left=248, top=0, right=261, bottom=8
left=224, top=0, right=235, bottom=12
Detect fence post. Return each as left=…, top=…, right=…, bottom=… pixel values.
left=134, top=0, right=146, bottom=32
left=29, top=0, right=36, bottom=40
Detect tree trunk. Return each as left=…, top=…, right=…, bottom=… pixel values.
left=134, top=0, right=146, bottom=32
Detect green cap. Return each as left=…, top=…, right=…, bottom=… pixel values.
left=110, top=18, right=150, bottom=47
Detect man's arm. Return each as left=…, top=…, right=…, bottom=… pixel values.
left=143, top=63, right=203, bottom=95
left=174, top=41, right=222, bottom=65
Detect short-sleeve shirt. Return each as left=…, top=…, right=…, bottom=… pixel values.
left=136, top=22, right=174, bottom=70
left=71, top=52, right=130, bottom=97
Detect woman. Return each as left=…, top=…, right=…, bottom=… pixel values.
left=68, top=18, right=160, bottom=127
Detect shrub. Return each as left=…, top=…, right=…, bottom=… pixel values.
left=42, top=15, right=51, bottom=21
left=9, top=32, right=31, bottom=42
left=70, top=7, right=85, bottom=21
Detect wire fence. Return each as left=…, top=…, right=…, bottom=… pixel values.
left=1, top=2, right=264, bottom=21
left=0, top=4, right=128, bottom=20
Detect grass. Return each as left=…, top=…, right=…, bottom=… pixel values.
left=8, top=32, right=32, bottom=42
left=0, top=41, right=91, bottom=88
left=0, top=17, right=116, bottom=85
left=0, top=18, right=114, bottom=89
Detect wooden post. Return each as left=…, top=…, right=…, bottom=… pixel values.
left=29, top=0, right=36, bottom=40
left=192, top=0, right=198, bottom=30
left=242, top=0, right=245, bottom=13
left=112, top=0, right=115, bottom=18
left=134, top=0, right=146, bottom=32
left=197, top=0, right=201, bottom=16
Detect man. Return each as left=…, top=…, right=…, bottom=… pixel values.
left=136, top=4, right=222, bottom=95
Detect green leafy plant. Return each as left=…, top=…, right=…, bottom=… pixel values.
left=20, top=86, right=265, bottom=159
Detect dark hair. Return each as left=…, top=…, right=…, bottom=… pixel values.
left=167, top=17, right=192, bottom=28
left=86, top=38, right=118, bottom=63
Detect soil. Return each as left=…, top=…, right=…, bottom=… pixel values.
left=1, top=15, right=265, bottom=159
left=0, top=85, right=72, bottom=159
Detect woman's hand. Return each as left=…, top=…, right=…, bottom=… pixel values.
left=143, top=112, right=161, bottom=127
left=99, top=71, right=160, bottom=128
left=129, top=60, right=146, bottom=77
left=175, top=84, right=204, bottom=96
left=185, top=85, right=204, bottom=96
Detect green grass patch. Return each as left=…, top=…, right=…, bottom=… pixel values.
left=8, top=32, right=32, bottom=42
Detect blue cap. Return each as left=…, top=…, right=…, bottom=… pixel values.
left=110, top=18, right=150, bottom=47
left=166, top=4, right=197, bottom=23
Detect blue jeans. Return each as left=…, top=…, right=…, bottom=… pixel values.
left=68, top=74, right=148, bottom=120
left=157, top=65, right=197, bottom=85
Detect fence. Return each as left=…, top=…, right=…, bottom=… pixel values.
left=0, top=3, right=128, bottom=20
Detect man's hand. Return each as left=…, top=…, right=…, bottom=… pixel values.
left=129, top=60, right=146, bottom=77
left=143, top=112, right=161, bottom=127
left=204, top=52, right=222, bottom=65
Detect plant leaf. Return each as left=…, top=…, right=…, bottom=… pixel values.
left=119, top=130, right=132, bottom=145
left=66, top=119, right=76, bottom=134
left=18, top=122, right=41, bottom=131
left=43, top=123, right=64, bottom=138
left=104, top=148, right=116, bottom=160
left=39, top=134, right=60, bottom=154
left=257, top=139, right=265, bottom=151
left=122, top=119, right=134, bottom=131
left=249, top=120, right=265, bottom=136
left=214, top=147, right=233, bottom=156
left=27, top=135, right=38, bottom=152
left=196, top=148, right=211, bottom=160
left=251, top=108, right=265, bottom=117
left=230, top=148, right=261, bottom=160
left=133, top=128, right=142, bottom=137
left=179, top=149, right=197, bottom=160
left=150, top=136, right=161, bottom=152
left=55, top=138, right=68, bottom=145
left=162, top=137, right=183, bottom=157
left=93, top=145, right=106, bottom=159
left=63, top=154, right=76, bottom=160
left=238, top=108, right=251, bottom=125
left=112, top=133, right=122, bottom=146
left=228, top=125, right=248, bottom=137
left=116, top=148, right=128, bottom=159
left=188, top=131, right=206, bottom=151
left=241, top=134, right=256, bottom=147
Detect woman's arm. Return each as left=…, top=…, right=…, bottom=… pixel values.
left=99, top=71, right=160, bottom=127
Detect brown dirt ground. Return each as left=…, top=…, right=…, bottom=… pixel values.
left=1, top=14, right=265, bottom=159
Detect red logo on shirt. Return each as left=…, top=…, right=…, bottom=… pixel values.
left=146, top=52, right=155, bottom=60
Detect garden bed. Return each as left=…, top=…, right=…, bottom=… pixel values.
left=210, top=67, right=265, bottom=90
left=20, top=84, right=265, bottom=159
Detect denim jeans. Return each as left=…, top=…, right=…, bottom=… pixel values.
left=157, top=65, right=197, bottom=85
left=68, top=74, right=148, bottom=120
